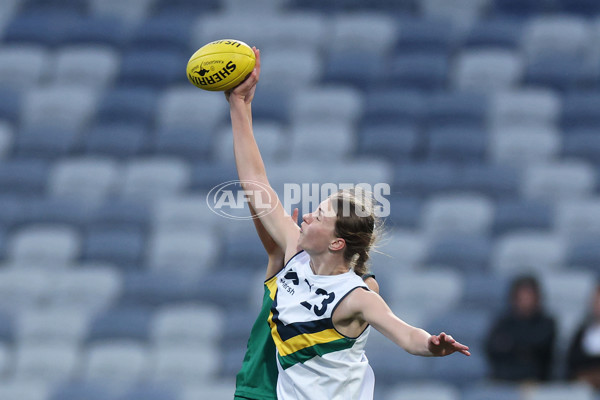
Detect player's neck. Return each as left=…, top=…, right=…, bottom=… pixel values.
left=308, top=253, right=348, bottom=276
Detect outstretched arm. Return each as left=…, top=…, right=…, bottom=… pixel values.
left=348, top=290, right=470, bottom=357
left=227, top=48, right=300, bottom=262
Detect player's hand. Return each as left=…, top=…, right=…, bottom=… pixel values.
left=225, top=47, right=261, bottom=104
left=428, top=332, right=470, bottom=357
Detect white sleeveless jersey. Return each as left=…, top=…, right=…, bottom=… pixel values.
left=266, top=251, right=372, bottom=400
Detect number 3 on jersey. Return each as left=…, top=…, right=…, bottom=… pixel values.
left=301, top=289, right=336, bottom=316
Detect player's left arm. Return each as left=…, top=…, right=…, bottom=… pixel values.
left=347, top=289, right=470, bottom=357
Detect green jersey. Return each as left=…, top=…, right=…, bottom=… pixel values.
left=234, top=275, right=278, bottom=400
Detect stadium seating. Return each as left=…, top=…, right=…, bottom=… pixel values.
left=1, top=0, right=600, bottom=398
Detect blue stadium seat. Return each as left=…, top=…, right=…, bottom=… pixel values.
left=430, top=345, right=489, bottom=387
left=87, top=306, right=153, bottom=343
left=0, top=381, right=49, bottom=400
left=82, top=227, right=146, bottom=268
left=53, top=46, right=120, bottom=89
left=358, top=124, right=420, bottom=162
left=566, top=236, right=600, bottom=271
left=152, top=0, right=221, bottom=17
left=15, top=126, right=80, bottom=159
left=492, top=199, right=553, bottom=234
left=562, top=92, right=600, bottom=130
left=452, top=49, right=524, bottom=92
left=454, top=164, right=520, bottom=199
left=120, top=271, right=202, bottom=307
left=563, top=129, right=600, bottom=166
left=0, top=45, right=48, bottom=91
left=221, top=231, right=268, bottom=270
left=0, top=159, right=48, bottom=196
left=424, top=307, right=491, bottom=347
left=556, top=0, right=600, bottom=14
left=3, top=10, right=78, bottom=47
left=95, top=87, right=158, bottom=126
left=0, top=88, right=21, bottom=124
left=493, top=0, right=551, bottom=15
left=152, top=128, right=212, bottom=160
left=0, top=311, right=14, bottom=343
left=84, top=123, right=149, bottom=158
left=425, top=92, right=488, bottom=129
left=362, top=89, right=426, bottom=126
left=195, top=270, right=252, bottom=308
left=20, top=0, right=89, bottom=14
left=61, top=16, right=128, bottom=47
left=393, top=162, right=459, bottom=196
left=524, top=55, right=589, bottom=92
left=190, top=162, right=237, bottom=191
left=117, top=49, right=188, bottom=88
left=323, top=51, right=385, bottom=88
left=250, top=88, right=291, bottom=123
left=425, top=234, right=492, bottom=272
left=386, top=196, right=422, bottom=229
left=368, top=336, right=431, bottom=385
left=460, top=272, right=509, bottom=311
left=387, top=52, right=449, bottom=90
left=464, top=17, right=524, bottom=48
left=462, top=384, right=522, bottom=400
left=426, top=127, right=487, bottom=163
left=129, top=15, right=194, bottom=53
left=88, top=200, right=151, bottom=231
left=0, top=196, right=29, bottom=229
left=49, top=382, right=117, bottom=400
left=117, top=385, right=180, bottom=400
left=22, top=197, right=92, bottom=227
left=394, top=18, right=457, bottom=54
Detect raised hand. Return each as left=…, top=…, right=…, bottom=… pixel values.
left=225, top=47, right=261, bottom=104
left=428, top=332, right=470, bottom=357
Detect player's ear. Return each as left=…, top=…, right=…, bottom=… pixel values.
left=329, top=238, right=345, bottom=252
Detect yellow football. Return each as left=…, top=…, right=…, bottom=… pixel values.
left=186, top=39, right=256, bottom=91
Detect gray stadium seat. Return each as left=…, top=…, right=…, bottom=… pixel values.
left=146, top=229, right=219, bottom=276
left=151, top=346, right=221, bottom=385
left=156, top=87, right=227, bottom=132
left=53, top=46, right=120, bottom=88
left=419, top=0, right=491, bottom=24
left=521, top=161, right=596, bottom=201
left=289, top=122, right=356, bottom=161
left=49, top=382, right=117, bottom=400
left=385, top=382, right=460, bottom=400
left=0, top=382, right=48, bottom=400
left=421, top=194, right=494, bottom=236
left=16, top=307, right=90, bottom=346
left=555, top=199, right=600, bottom=237
left=48, top=157, right=120, bottom=206
left=14, top=343, right=79, bottom=383
left=0, top=45, right=47, bottom=91
left=489, top=89, right=560, bottom=128
left=81, top=340, right=149, bottom=386
left=7, top=225, right=80, bottom=267
left=524, top=383, right=594, bottom=400
left=151, top=304, right=224, bottom=347
left=21, top=85, right=99, bottom=132
left=0, top=268, right=48, bottom=315
left=89, top=0, right=154, bottom=22
left=368, top=229, right=427, bottom=274
left=214, top=122, right=287, bottom=163
left=462, top=383, right=522, bottom=400
left=491, top=232, right=566, bottom=275
left=388, top=269, right=464, bottom=321
left=117, top=384, right=180, bottom=400
left=290, top=86, right=364, bottom=125
left=47, top=267, right=122, bottom=314
left=0, top=122, right=13, bottom=158
left=425, top=234, right=492, bottom=272
left=452, top=49, right=523, bottom=92
left=330, top=13, right=397, bottom=53
left=259, top=48, right=322, bottom=91
left=119, top=158, right=191, bottom=200
left=522, top=16, right=592, bottom=61
left=152, top=195, right=221, bottom=233
left=489, top=125, right=561, bottom=166
left=182, top=383, right=235, bottom=400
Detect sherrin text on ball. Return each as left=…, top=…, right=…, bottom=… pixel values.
left=187, top=39, right=256, bottom=91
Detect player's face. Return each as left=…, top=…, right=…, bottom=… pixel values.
left=298, top=199, right=337, bottom=253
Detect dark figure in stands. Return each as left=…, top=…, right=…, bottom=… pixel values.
left=485, top=275, right=556, bottom=382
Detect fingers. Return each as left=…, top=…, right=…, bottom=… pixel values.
left=291, top=208, right=299, bottom=224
